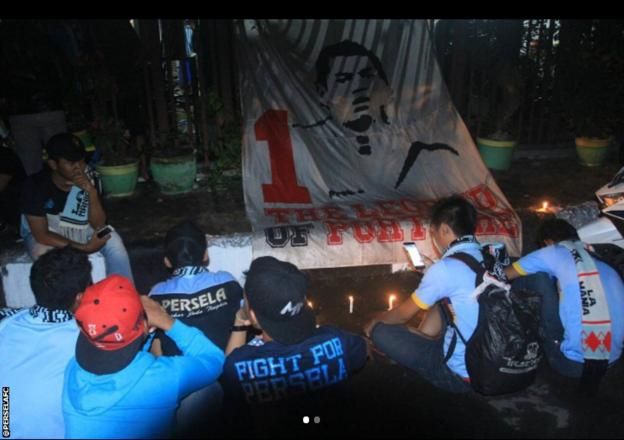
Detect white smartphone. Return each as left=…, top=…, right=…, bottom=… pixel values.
left=403, top=242, right=425, bottom=268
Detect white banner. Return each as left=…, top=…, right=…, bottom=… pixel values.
left=237, top=19, right=521, bottom=269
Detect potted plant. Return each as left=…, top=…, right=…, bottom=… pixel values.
left=91, top=118, right=140, bottom=198
left=567, top=55, right=614, bottom=167
left=149, top=132, right=197, bottom=195
left=563, top=43, right=624, bottom=166
left=476, top=62, right=525, bottom=171
left=148, top=90, right=233, bottom=195
left=573, top=121, right=613, bottom=168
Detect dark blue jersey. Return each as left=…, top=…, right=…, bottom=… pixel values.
left=149, top=267, right=243, bottom=352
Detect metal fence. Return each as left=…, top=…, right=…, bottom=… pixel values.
left=434, top=19, right=624, bottom=147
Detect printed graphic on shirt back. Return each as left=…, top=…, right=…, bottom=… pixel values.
left=156, top=281, right=239, bottom=318
left=233, top=336, right=349, bottom=404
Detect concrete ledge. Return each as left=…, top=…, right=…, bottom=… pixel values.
left=1, top=249, right=107, bottom=308
left=206, top=233, right=253, bottom=285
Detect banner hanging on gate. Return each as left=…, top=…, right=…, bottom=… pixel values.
left=237, top=19, right=521, bottom=269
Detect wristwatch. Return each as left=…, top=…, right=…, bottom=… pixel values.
left=231, top=325, right=252, bottom=332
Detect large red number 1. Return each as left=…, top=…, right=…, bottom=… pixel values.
left=255, top=109, right=311, bottom=204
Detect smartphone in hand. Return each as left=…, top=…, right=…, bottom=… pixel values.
left=96, top=226, right=113, bottom=239
left=238, top=298, right=250, bottom=321
left=403, top=241, right=425, bottom=268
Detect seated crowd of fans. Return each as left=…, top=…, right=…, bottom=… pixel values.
left=1, top=193, right=623, bottom=438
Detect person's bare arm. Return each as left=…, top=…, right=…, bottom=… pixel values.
left=149, top=336, right=163, bottom=357
left=26, top=215, right=110, bottom=253
left=141, top=295, right=224, bottom=396
left=73, top=170, right=106, bottom=230
left=225, top=308, right=252, bottom=356
left=505, top=265, right=522, bottom=281
left=141, top=295, right=175, bottom=332
left=364, top=296, right=421, bottom=337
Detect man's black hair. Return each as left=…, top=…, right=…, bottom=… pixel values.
left=430, top=196, right=477, bottom=237
left=30, top=247, right=92, bottom=310
left=535, top=218, right=579, bottom=247
left=45, top=132, right=86, bottom=162
left=164, top=220, right=207, bottom=268
left=315, top=40, right=389, bottom=92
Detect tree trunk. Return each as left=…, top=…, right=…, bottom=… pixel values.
left=209, top=20, right=237, bottom=123
left=196, top=20, right=212, bottom=165
left=139, top=19, right=170, bottom=148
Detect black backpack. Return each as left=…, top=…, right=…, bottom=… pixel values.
left=444, top=252, right=543, bottom=395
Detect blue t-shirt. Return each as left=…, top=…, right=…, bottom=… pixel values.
left=0, top=307, right=79, bottom=439
left=513, top=244, right=624, bottom=363
left=411, top=241, right=483, bottom=378
left=150, top=267, right=243, bottom=352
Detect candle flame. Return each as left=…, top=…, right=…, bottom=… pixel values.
left=536, top=200, right=550, bottom=213
left=307, top=301, right=313, bottom=308
left=388, top=294, right=397, bottom=310
left=348, top=295, right=354, bottom=301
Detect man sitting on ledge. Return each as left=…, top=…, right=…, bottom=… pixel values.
left=19, top=132, right=133, bottom=281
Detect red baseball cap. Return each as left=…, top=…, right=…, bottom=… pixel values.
left=75, top=275, right=147, bottom=374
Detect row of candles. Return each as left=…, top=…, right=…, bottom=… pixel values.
left=307, top=294, right=398, bottom=314
left=306, top=201, right=554, bottom=316
left=306, top=202, right=553, bottom=316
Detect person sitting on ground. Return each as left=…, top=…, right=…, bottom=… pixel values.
left=364, top=195, right=482, bottom=393
left=62, top=274, right=225, bottom=439
left=148, top=220, right=243, bottom=436
left=220, top=256, right=368, bottom=435
left=0, top=247, right=91, bottom=439
left=149, top=220, right=243, bottom=353
left=504, top=218, right=624, bottom=381
left=19, top=132, right=134, bottom=281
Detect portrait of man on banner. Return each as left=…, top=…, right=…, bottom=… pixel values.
left=294, top=40, right=459, bottom=194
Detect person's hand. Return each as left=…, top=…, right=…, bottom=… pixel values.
left=364, top=311, right=385, bottom=338
left=234, top=302, right=251, bottom=326
left=141, top=295, right=175, bottom=332
left=83, top=231, right=111, bottom=253
left=365, top=337, right=376, bottom=361
left=72, top=169, right=95, bottom=193
left=407, top=259, right=429, bottom=273
left=421, top=254, right=435, bottom=270
left=363, top=319, right=378, bottom=338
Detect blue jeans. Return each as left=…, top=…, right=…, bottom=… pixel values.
left=371, top=318, right=471, bottom=393
left=512, top=273, right=584, bottom=378
left=175, top=382, right=223, bottom=437
left=24, top=230, right=135, bottom=283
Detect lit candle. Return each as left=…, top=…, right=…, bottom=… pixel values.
left=536, top=201, right=549, bottom=213
left=307, top=301, right=313, bottom=309
left=388, top=294, right=397, bottom=310
left=348, top=295, right=354, bottom=314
